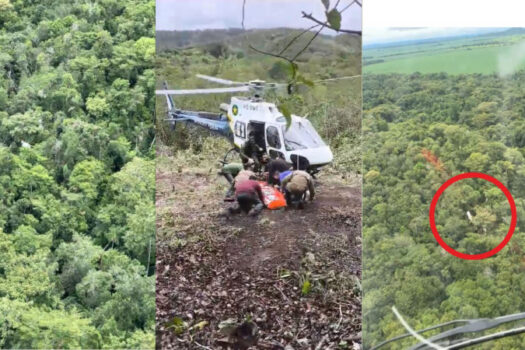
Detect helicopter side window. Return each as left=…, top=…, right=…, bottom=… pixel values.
left=266, top=126, right=281, bottom=149
left=281, top=120, right=325, bottom=151
left=234, top=121, right=246, bottom=138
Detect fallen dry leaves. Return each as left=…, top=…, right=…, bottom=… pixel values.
left=156, top=169, right=362, bottom=349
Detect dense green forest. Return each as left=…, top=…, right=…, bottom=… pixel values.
left=0, top=0, right=155, bottom=348
left=363, top=71, right=525, bottom=349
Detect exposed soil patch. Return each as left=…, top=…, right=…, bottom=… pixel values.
left=156, top=169, right=362, bottom=349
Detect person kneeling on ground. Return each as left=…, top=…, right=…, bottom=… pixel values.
left=220, top=161, right=255, bottom=200
left=228, top=178, right=266, bottom=216
left=280, top=170, right=315, bottom=209
left=272, top=169, right=293, bottom=190
left=235, top=161, right=256, bottom=183
left=266, top=158, right=292, bottom=185
left=219, top=162, right=243, bottom=196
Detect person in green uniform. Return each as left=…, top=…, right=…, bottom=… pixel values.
left=220, top=162, right=243, bottom=183
left=240, top=132, right=265, bottom=172
left=219, top=162, right=243, bottom=199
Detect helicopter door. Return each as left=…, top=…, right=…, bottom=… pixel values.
left=248, top=122, right=266, bottom=151
left=265, top=125, right=285, bottom=160
left=233, top=120, right=247, bottom=147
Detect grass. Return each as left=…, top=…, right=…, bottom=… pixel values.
left=364, top=34, right=525, bottom=75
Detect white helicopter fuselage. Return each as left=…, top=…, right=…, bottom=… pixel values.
left=225, top=96, right=333, bottom=170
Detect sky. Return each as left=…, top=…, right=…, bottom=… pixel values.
left=156, top=0, right=362, bottom=33
left=364, top=27, right=509, bottom=45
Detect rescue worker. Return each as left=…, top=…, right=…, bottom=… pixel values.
left=219, top=162, right=243, bottom=186
left=280, top=170, right=315, bottom=209
left=228, top=178, right=266, bottom=216
left=266, top=158, right=292, bottom=185
left=240, top=131, right=264, bottom=172
left=272, top=169, right=293, bottom=188
left=235, top=163, right=256, bottom=183
left=219, top=160, right=255, bottom=200
left=260, top=153, right=270, bottom=174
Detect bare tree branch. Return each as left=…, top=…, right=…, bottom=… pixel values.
left=241, top=0, right=297, bottom=79
left=241, top=0, right=246, bottom=28
left=302, top=0, right=362, bottom=35
left=340, top=0, right=362, bottom=13
left=241, top=0, right=362, bottom=83
left=291, top=24, right=325, bottom=61
left=278, top=23, right=321, bottom=56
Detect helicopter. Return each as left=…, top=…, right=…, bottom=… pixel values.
left=156, top=73, right=358, bottom=174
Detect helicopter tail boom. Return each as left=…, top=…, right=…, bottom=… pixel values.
left=166, top=110, right=233, bottom=140
left=162, top=81, right=176, bottom=111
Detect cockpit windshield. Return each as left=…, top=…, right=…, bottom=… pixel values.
left=281, top=119, right=326, bottom=151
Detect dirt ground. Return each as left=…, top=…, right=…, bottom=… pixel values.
left=156, top=165, right=362, bottom=349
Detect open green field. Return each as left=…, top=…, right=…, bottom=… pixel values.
left=364, top=30, right=525, bottom=74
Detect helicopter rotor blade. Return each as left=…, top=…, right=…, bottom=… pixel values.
left=196, top=74, right=245, bottom=86
left=196, top=74, right=292, bottom=92
left=268, top=83, right=288, bottom=89
left=156, top=86, right=251, bottom=95
left=314, top=75, right=362, bottom=83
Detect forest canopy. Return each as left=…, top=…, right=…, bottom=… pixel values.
left=363, top=71, right=525, bottom=349
left=0, top=0, right=155, bottom=348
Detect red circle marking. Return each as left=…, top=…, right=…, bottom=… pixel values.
left=429, top=172, right=517, bottom=260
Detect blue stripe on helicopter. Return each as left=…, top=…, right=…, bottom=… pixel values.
left=174, top=113, right=231, bottom=136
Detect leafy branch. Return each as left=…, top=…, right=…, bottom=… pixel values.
left=314, top=0, right=362, bottom=32
left=240, top=0, right=361, bottom=123
left=240, top=0, right=361, bottom=80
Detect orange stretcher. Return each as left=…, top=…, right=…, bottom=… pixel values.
left=258, top=181, right=287, bottom=210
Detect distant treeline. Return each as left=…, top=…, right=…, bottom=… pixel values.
left=156, top=28, right=361, bottom=60
left=156, top=28, right=245, bottom=50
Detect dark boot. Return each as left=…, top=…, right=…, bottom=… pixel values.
left=248, top=202, right=264, bottom=216
left=228, top=202, right=242, bottom=216
left=224, top=184, right=235, bottom=201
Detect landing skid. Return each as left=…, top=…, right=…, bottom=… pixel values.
left=221, top=147, right=240, bottom=165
